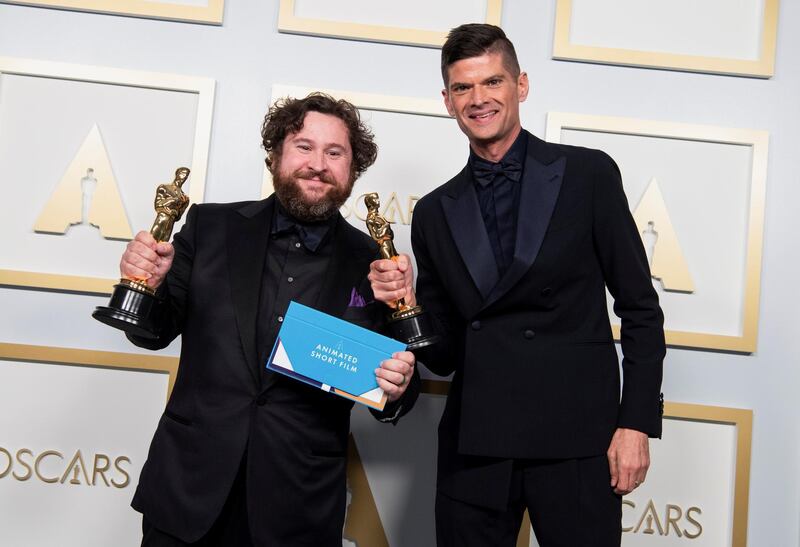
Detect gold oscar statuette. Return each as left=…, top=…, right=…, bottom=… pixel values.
left=92, top=167, right=191, bottom=339
left=365, top=192, right=440, bottom=349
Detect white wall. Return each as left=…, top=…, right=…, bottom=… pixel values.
left=1, top=1, right=798, bottom=545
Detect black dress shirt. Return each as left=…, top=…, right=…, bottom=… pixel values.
left=255, top=202, right=407, bottom=421
left=469, top=129, right=528, bottom=277
left=256, top=203, right=337, bottom=380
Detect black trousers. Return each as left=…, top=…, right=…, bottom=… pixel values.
left=436, top=455, right=622, bottom=547
left=141, top=457, right=253, bottom=547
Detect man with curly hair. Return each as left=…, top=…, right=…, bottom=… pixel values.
left=120, top=92, right=419, bottom=546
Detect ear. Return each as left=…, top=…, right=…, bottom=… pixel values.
left=517, top=72, right=530, bottom=104
left=442, top=89, right=456, bottom=117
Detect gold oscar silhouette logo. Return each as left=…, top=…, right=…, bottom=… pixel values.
left=633, top=178, right=694, bottom=293
left=34, top=124, right=133, bottom=240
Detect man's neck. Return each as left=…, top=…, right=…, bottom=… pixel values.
left=470, top=127, right=523, bottom=163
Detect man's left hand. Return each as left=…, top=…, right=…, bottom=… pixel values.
left=607, top=427, right=650, bottom=495
left=375, top=351, right=415, bottom=402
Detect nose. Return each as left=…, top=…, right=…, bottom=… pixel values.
left=470, top=85, right=487, bottom=106
left=306, top=148, right=326, bottom=173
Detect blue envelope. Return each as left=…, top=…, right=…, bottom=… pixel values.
left=266, top=301, right=406, bottom=410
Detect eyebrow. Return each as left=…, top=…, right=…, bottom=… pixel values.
left=291, top=136, right=348, bottom=150
left=449, top=73, right=506, bottom=89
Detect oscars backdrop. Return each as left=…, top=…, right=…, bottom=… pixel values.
left=1, top=0, right=797, bottom=545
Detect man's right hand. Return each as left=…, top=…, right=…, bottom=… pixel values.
left=368, top=254, right=416, bottom=308
left=120, top=231, right=175, bottom=289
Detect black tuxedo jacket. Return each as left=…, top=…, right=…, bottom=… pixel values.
left=128, top=196, right=418, bottom=544
left=412, top=131, right=664, bottom=510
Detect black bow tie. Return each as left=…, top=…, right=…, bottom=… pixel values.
left=471, top=157, right=522, bottom=187
left=273, top=211, right=330, bottom=252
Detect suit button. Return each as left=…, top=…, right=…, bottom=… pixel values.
left=256, top=395, right=268, bottom=406
left=523, top=330, right=535, bottom=339
left=471, top=321, right=481, bottom=331
left=541, top=287, right=553, bottom=296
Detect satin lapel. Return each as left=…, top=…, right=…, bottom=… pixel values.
left=440, top=167, right=500, bottom=300
left=314, top=216, right=369, bottom=318
left=228, top=197, right=274, bottom=384
left=483, top=152, right=566, bottom=310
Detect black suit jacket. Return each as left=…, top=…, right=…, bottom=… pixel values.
left=128, top=196, right=419, bottom=544
left=412, top=132, right=664, bottom=509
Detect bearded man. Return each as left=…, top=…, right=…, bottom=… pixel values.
left=120, top=93, right=419, bottom=547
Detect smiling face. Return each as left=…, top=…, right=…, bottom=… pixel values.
left=443, top=52, right=529, bottom=162
left=272, top=111, right=355, bottom=221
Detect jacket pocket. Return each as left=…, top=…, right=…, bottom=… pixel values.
left=571, top=339, right=613, bottom=346
left=341, top=305, right=376, bottom=328
left=310, top=448, right=347, bottom=458
left=163, top=408, right=193, bottom=426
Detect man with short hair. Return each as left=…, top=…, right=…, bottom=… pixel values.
left=123, top=92, right=419, bottom=546
left=370, top=24, right=665, bottom=546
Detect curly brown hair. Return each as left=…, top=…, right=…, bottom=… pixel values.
left=261, top=92, right=378, bottom=181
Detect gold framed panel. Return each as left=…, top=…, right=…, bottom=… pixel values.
left=552, top=0, right=779, bottom=78
left=422, top=381, right=751, bottom=546
left=277, top=0, right=503, bottom=48
left=0, top=342, right=178, bottom=397
left=0, top=342, right=177, bottom=543
left=0, top=0, right=225, bottom=25
left=0, top=56, right=215, bottom=296
left=262, top=84, right=450, bottom=199
left=546, top=112, right=768, bottom=353
left=662, top=402, right=753, bottom=547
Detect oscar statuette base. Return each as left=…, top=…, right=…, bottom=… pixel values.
left=387, top=306, right=441, bottom=350
left=92, top=279, right=160, bottom=340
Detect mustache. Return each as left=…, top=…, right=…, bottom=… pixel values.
left=294, top=168, right=336, bottom=185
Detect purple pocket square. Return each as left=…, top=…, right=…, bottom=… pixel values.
left=348, top=287, right=368, bottom=308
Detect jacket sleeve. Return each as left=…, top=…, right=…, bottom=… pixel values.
left=591, top=151, right=665, bottom=438
left=407, top=200, right=464, bottom=377
left=126, top=204, right=198, bottom=351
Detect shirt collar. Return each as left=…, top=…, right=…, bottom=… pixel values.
left=271, top=200, right=337, bottom=252
left=469, top=128, right=528, bottom=173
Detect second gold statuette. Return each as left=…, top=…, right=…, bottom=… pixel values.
left=365, top=192, right=440, bottom=350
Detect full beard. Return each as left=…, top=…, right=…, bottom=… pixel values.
left=272, top=167, right=353, bottom=222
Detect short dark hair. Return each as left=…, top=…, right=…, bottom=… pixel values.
left=261, top=92, right=378, bottom=181
left=441, top=24, right=520, bottom=85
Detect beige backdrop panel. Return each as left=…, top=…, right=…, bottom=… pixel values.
left=0, top=358, right=168, bottom=547
left=546, top=113, right=767, bottom=352
left=278, top=0, right=502, bottom=47
left=0, top=0, right=225, bottom=24
left=553, top=0, right=779, bottom=76
left=0, top=58, right=214, bottom=294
